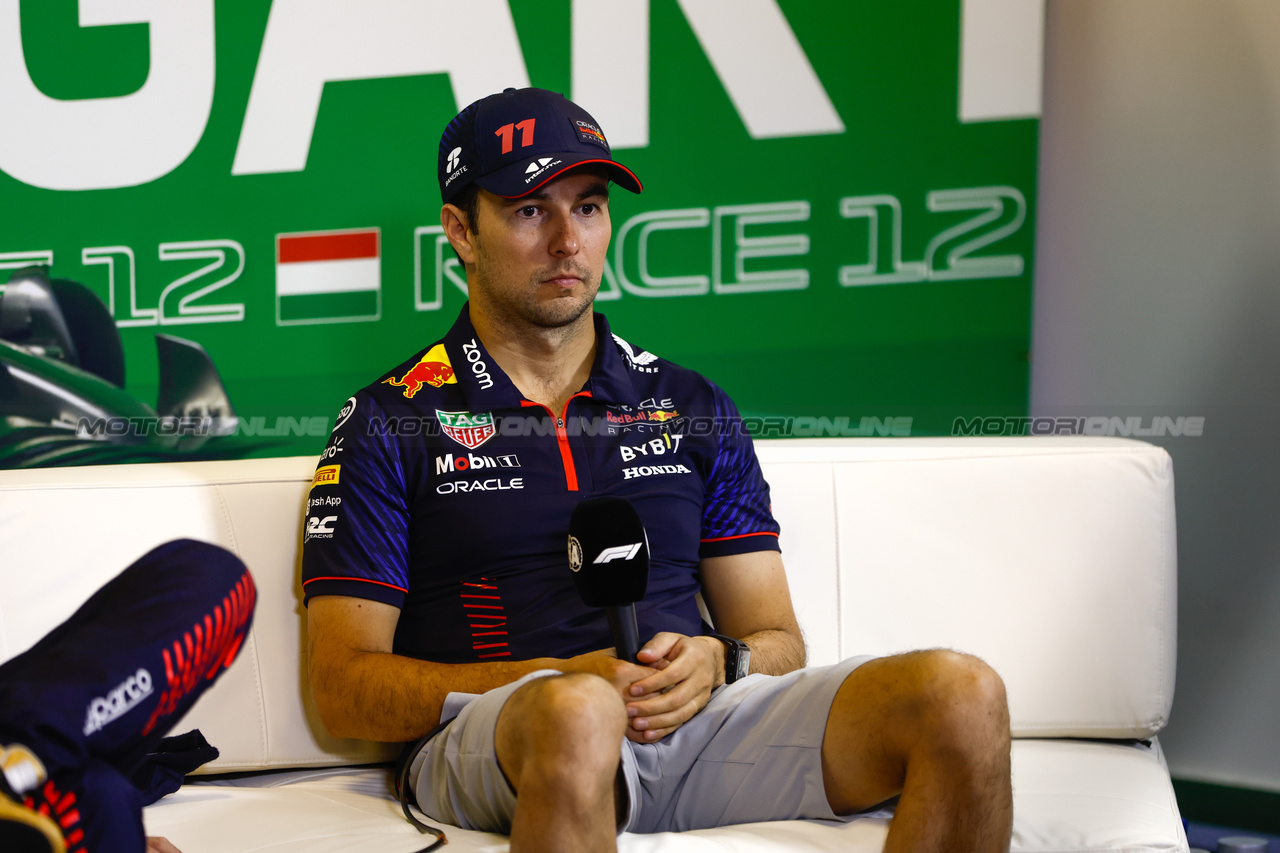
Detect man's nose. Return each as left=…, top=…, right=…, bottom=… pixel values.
left=549, top=212, right=580, bottom=257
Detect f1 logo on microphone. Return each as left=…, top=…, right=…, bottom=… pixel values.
left=594, top=543, right=642, bottom=564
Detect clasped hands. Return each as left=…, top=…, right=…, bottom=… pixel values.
left=562, top=632, right=728, bottom=743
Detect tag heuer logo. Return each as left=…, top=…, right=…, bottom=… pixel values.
left=437, top=410, right=496, bottom=449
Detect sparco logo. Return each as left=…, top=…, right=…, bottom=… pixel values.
left=435, top=452, right=520, bottom=475
left=84, top=668, right=153, bottom=735
left=462, top=339, right=494, bottom=390
left=622, top=464, right=691, bottom=479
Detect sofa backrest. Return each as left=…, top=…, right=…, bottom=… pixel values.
left=0, top=437, right=1175, bottom=773
left=765, top=438, right=1176, bottom=741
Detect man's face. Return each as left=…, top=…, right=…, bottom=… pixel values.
left=466, top=168, right=612, bottom=331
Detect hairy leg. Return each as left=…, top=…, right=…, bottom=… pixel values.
left=494, top=673, right=627, bottom=853
left=821, top=650, right=1012, bottom=853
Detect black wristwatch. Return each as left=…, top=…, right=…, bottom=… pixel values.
left=709, top=634, right=751, bottom=684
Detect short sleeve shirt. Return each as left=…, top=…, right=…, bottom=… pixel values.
left=301, top=306, right=780, bottom=663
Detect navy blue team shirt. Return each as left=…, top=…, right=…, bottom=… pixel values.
left=301, top=305, right=780, bottom=663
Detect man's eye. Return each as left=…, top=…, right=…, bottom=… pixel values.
left=518, top=206, right=539, bottom=217
left=580, top=203, right=597, bottom=215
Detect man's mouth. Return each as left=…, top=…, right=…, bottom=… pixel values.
left=543, top=270, right=587, bottom=288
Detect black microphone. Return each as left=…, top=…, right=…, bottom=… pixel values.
left=567, top=496, right=650, bottom=663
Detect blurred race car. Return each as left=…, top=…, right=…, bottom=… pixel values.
left=0, top=265, right=252, bottom=468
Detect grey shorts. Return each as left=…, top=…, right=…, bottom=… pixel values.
left=408, top=655, right=879, bottom=834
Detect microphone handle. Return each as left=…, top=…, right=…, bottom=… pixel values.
left=606, top=605, right=641, bottom=663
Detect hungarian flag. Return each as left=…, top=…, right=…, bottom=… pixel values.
left=275, top=228, right=380, bottom=325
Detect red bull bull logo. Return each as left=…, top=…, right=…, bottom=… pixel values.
left=384, top=344, right=456, bottom=398
left=649, top=410, right=680, bottom=422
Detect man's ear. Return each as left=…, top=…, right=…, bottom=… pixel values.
left=441, top=204, right=476, bottom=264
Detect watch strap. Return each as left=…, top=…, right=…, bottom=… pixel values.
left=708, top=633, right=751, bottom=684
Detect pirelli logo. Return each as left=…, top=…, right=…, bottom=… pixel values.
left=312, top=465, right=340, bottom=488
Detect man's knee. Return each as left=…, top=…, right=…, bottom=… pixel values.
left=887, top=650, right=1009, bottom=751
left=831, top=651, right=1008, bottom=753
left=496, top=673, right=626, bottom=783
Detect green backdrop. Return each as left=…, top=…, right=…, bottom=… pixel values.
left=0, top=0, right=1038, bottom=462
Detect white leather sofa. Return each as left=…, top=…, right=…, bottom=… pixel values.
left=0, top=437, right=1188, bottom=852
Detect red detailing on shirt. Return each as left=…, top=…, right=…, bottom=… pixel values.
left=463, top=577, right=510, bottom=658
left=700, top=531, right=781, bottom=543
left=303, top=576, right=410, bottom=594
left=521, top=391, right=592, bottom=491
left=142, top=570, right=257, bottom=736
left=25, top=779, right=86, bottom=852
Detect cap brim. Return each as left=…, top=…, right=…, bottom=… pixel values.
left=475, top=154, right=643, bottom=199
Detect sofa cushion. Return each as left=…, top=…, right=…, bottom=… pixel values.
left=141, top=739, right=1189, bottom=852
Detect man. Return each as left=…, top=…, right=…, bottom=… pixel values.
left=302, top=87, right=1012, bottom=852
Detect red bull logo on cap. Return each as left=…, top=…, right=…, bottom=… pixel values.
left=574, top=119, right=608, bottom=149
left=384, top=344, right=456, bottom=399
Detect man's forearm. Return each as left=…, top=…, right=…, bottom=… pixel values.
left=313, top=650, right=563, bottom=742
left=741, top=627, right=806, bottom=677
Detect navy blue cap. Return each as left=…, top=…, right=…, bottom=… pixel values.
left=438, top=87, right=643, bottom=204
